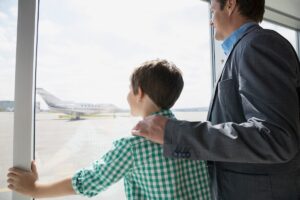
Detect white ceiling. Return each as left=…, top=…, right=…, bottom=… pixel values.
left=265, top=0, right=300, bottom=30
left=202, top=0, right=300, bottom=29
left=266, top=0, right=300, bottom=20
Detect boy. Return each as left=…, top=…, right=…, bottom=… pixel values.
left=7, top=59, right=211, bottom=199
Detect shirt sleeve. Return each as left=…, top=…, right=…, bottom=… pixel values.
left=71, top=138, right=133, bottom=197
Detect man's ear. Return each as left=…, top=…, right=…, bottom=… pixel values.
left=226, top=0, right=237, bottom=16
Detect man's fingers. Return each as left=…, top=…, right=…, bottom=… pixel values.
left=131, top=115, right=166, bottom=144
left=132, top=121, right=146, bottom=136
left=132, top=121, right=142, bottom=131
left=132, top=129, right=149, bottom=137
left=131, top=129, right=141, bottom=136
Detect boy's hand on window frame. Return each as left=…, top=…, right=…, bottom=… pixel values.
left=7, top=160, right=39, bottom=197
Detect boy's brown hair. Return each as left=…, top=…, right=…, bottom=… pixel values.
left=130, top=59, right=184, bottom=109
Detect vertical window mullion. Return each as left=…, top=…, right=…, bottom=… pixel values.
left=297, top=30, right=300, bottom=58
left=209, top=10, right=216, bottom=90
left=13, top=0, right=38, bottom=200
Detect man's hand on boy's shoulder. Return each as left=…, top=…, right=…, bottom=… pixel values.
left=132, top=115, right=168, bottom=144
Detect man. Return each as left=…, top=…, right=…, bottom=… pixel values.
left=132, top=0, right=300, bottom=199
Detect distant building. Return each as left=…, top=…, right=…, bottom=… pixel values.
left=0, top=101, right=14, bottom=112
left=0, top=101, right=40, bottom=112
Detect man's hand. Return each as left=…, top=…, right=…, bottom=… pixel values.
left=7, top=161, right=39, bottom=197
left=132, top=115, right=168, bottom=144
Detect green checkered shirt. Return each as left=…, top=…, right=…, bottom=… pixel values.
left=72, top=110, right=211, bottom=199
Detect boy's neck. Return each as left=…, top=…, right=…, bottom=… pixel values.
left=140, top=96, right=161, bottom=118
left=142, top=107, right=161, bottom=118
left=136, top=94, right=163, bottom=118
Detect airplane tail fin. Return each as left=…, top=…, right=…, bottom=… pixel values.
left=36, top=88, right=63, bottom=107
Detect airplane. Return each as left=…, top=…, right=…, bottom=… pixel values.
left=36, top=88, right=120, bottom=120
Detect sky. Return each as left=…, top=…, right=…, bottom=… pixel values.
left=0, top=0, right=17, bottom=104
left=0, top=0, right=298, bottom=109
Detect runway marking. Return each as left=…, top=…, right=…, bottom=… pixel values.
left=39, top=120, right=107, bottom=174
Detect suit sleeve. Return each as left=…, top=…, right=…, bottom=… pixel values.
left=164, top=32, right=300, bottom=164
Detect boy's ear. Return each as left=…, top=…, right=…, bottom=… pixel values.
left=137, top=87, right=144, bottom=101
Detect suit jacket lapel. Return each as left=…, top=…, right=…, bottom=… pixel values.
left=207, top=24, right=261, bottom=120
left=206, top=55, right=230, bottom=120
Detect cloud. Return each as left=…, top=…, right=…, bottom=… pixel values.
left=39, top=19, right=62, bottom=37
left=9, top=6, right=17, bottom=17
left=0, top=11, right=8, bottom=20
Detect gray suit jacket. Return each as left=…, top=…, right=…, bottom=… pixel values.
left=164, top=24, right=300, bottom=200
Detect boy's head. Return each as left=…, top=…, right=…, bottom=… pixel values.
left=128, top=59, right=183, bottom=116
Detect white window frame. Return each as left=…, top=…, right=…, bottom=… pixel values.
left=13, top=0, right=38, bottom=200
left=11, top=1, right=299, bottom=200
left=297, top=31, right=300, bottom=58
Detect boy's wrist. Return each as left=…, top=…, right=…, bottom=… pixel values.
left=31, top=182, right=41, bottom=198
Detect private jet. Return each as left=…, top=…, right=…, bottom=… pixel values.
left=36, top=88, right=120, bottom=120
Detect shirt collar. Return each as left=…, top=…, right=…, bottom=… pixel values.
left=151, top=109, right=175, bottom=119
left=221, top=22, right=256, bottom=56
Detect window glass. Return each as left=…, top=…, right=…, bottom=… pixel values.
left=35, top=0, right=211, bottom=199
left=0, top=0, right=18, bottom=199
left=213, top=40, right=226, bottom=82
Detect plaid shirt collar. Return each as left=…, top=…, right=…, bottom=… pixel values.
left=151, top=109, right=175, bottom=119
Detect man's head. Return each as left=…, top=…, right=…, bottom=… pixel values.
left=128, top=59, right=183, bottom=116
left=210, top=0, right=265, bottom=40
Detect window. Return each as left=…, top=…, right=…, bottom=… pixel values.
left=35, top=0, right=211, bottom=199
left=0, top=1, right=17, bottom=200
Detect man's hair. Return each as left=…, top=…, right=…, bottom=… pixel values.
left=217, top=0, right=265, bottom=22
left=130, top=59, right=184, bottom=109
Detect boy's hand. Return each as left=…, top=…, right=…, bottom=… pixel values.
left=132, top=115, right=168, bottom=144
left=7, top=161, right=39, bottom=197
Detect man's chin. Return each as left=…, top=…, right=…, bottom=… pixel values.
left=214, top=34, right=224, bottom=41
left=214, top=32, right=225, bottom=41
